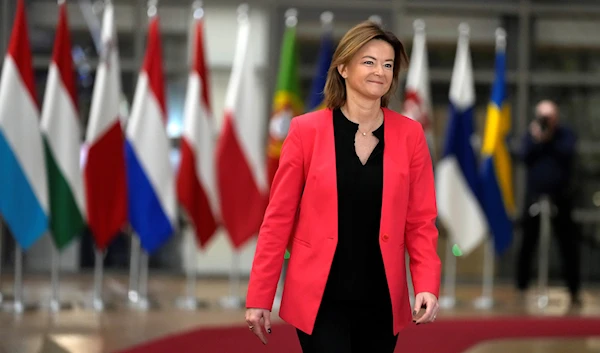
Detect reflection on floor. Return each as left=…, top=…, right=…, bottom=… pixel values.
left=0, top=273, right=597, bottom=353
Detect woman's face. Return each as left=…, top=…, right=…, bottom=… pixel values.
left=338, top=39, right=395, bottom=102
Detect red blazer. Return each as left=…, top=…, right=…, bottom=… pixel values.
left=246, top=108, right=441, bottom=335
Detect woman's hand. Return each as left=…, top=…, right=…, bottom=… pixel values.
left=245, top=308, right=272, bottom=344
left=412, top=292, right=439, bottom=324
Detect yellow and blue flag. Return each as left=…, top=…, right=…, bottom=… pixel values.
left=480, top=29, right=515, bottom=255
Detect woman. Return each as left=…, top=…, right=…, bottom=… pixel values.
left=245, top=20, right=441, bottom=352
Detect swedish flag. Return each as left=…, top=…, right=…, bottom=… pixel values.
left=480, top=28, right=515, bottom=255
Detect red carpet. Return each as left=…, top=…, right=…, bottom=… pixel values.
left=117, top=316, right=600, bottom=353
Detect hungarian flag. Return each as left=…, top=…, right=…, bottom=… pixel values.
left=83, top=2, right=128, bottom=251
left=177, top=12, right=218, bottom=249
left=0, top=0, right=48, bottom=250
left=40, top=1, right=86, bottom=250
left=216, top=15, right=268, bottom=249
left=266, top=25, right=303, bottom=187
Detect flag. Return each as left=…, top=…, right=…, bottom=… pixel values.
left=216, top=13, right=268, bottom=249
left=40, top=1, right=86, bottom=250
left=435, top=24, right=487, bottom=256
left=177, top=11, right=219, bottom=248
left=84, top=2, right=128, bottom=251
left=402, top=19, right=434, bottom=153
left=480, top=29, right=514, bottom=255
left=125, top=15, right=176, bottom=254
left=266, top=24, right=303, bottom=186
left=0, top=0, right=48, bottom=250
left=305, top=25, right=333, bottom=112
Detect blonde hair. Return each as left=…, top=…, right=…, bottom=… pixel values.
left=324, top=21, right=408, bottom=109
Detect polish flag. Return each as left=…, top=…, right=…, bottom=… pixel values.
left=125, top=14, right=176, bottom=254
left=177, top=9, right=218, bottom=249
left=216, top=10, right=268, bottom=249
left=83, top=2, right=128, bottom=250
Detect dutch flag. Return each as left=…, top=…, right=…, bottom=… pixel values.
left=125, top=12, right=176, bottom=253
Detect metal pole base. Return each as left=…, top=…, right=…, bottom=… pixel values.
left=2, top=300, right=39, bottom=314
left=81, top=297, right=117, bottom=312
left=218, top=295, right=245, bottom=310
left=40, top=299, right=74, bottom=313
left=439, top=296, right=456, bottom=309
left=0, top=292, right=14, bottom=304
left=128, top=296, right=160, bottom=311
left=473, top=296, right=494, bottom=310
left=175, top=296, right=209, bottom=310
left=535, top=294, right=549, bottom=309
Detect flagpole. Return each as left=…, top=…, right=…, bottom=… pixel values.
left=439, top=238, right=456, bottom=309
left=536, top=195, right=553, bottom=309
left=91, top=247, right=107, bottom=311
left=0, top=217, right=4, bottom=305
left=474, top=237, right=495, bottom=309
left=474, top=27, right=507, bottom=311
left=176, top=224, right=209, bottom=310
left=219, top=250, right=244, bottom=309
left=13, top=245, right=24, bottom=313
left=48, top=241, right=72, bottom=312
left=127, top=231, right=140, bottom=305
left=3, top=245, right=37, bottom=313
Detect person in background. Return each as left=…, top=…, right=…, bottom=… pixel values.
left=516, top=99, right=581, bottom=306
left=244, top=20, right=441, bottom=352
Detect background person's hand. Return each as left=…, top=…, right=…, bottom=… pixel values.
left=245, top=308, right=272, bottom=344
left=412, top=292, right=440, bottom=324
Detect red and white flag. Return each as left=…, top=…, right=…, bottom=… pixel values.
left=403, top=19, right=432, bottom=133
left=216, top=11, right=268, bottom=249
left=83, top=2, right=128, bottom=250
left=176, top=9, right=219, bottom=248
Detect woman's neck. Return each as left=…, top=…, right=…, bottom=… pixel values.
left=341, top=93, right=381, bottom=125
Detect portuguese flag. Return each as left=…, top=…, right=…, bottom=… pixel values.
left=266, top=25, right=303, bottom=187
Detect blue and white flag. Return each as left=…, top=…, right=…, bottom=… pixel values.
left=435, top=23, right=488, bottom=256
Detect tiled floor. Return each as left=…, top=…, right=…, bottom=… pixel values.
left=0, top=272, right=598, bottom=353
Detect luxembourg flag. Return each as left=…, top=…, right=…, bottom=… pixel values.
left=177, top=7, right=219, bottom=249
left=216, top=8, right=269, bottom=249
left=435, top=23, right=487, bottom=256
left=0, top=0, right=48, bottom=250
left=84, top=2, right=128, bottom=251
left=125, top=14, right=176, bottom=254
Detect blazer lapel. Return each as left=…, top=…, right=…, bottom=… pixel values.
left=380, top=108, right=400, bottom=239
left=313, top=109, right=338, bottom=238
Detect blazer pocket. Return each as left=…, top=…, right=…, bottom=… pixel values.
left=292, top=237, right=311, bottom=248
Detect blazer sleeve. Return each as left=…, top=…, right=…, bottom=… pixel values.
left=246, top=117, right=305, bottom=310
left=405, top=126, right=442, bottom=298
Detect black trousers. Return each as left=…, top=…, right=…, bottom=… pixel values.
left=516, top=197, right=580, bottom=297
left=296, top=297, right=398, bottom=353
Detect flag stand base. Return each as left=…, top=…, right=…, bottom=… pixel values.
left=175, top=296, right=209, bottom=310
left=439, top=296, right=457, bottom=309
left=218, top=295, right=245, bottom=310
left=473, top=296, right=494, bottom=310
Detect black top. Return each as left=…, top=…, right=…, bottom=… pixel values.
left=322, top=108, right=391, bottom=303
